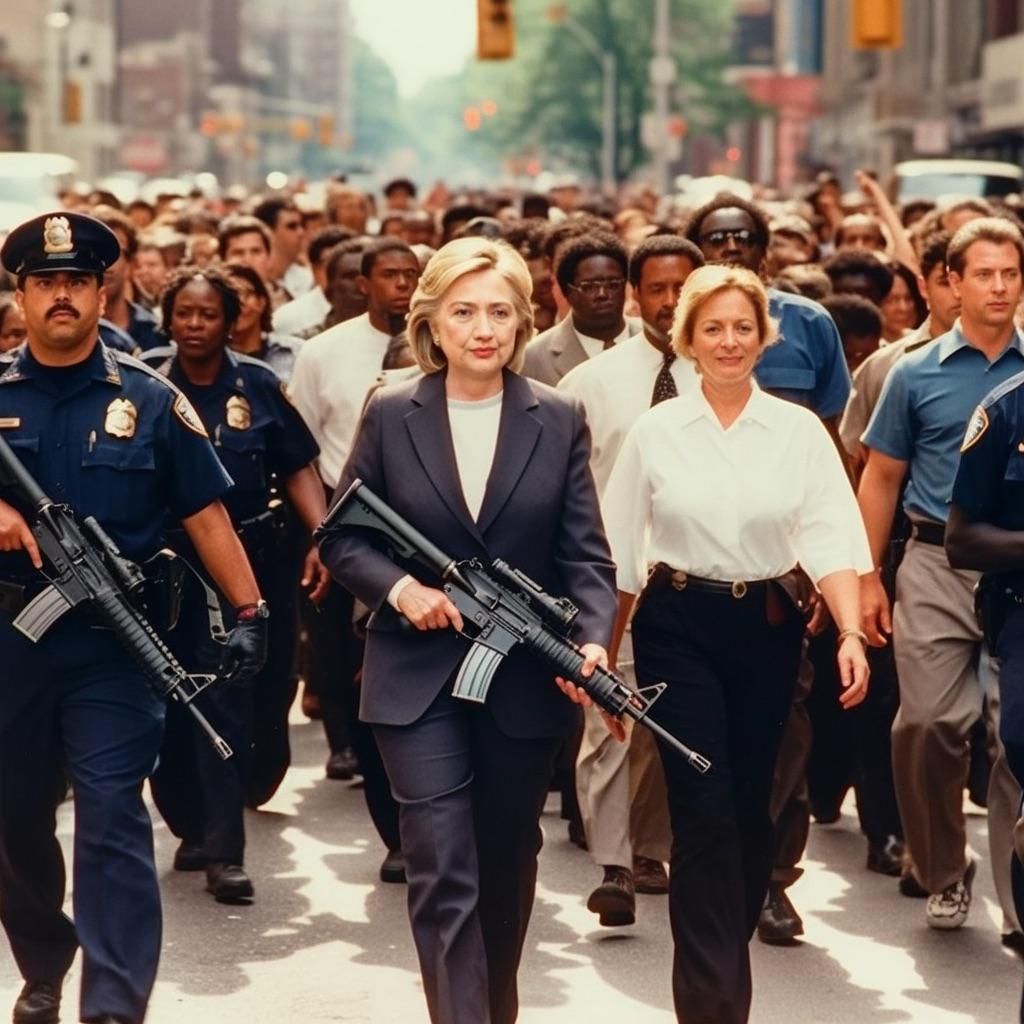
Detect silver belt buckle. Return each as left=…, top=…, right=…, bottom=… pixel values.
left=731, top=580, right=748, bottom=599
left=670, top=571, right=688, bottom=591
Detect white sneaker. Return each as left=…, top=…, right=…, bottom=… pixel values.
left=926, top=860, right=977, bottom=930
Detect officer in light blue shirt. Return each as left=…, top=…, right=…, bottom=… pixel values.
left=864, top=320, right=1024, bottom=526
left=859, top=217, right=1024, bottom=938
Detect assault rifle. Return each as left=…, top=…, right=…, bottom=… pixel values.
left=0, top=432, right=232, bottom=759
left=320, top=479, right=711, bottom=774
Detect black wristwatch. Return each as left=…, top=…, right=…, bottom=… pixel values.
left=235, top=599, right=270, bottom=622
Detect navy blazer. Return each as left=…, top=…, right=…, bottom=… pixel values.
left=319, top=368, right=617, bottom=739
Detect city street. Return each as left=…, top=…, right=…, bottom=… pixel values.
left=0, top=705, right=1020, bottom=1024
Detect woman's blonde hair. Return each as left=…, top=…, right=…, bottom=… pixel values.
left=670, top=264, right=779, bottom=366
left=406, top=236, right=535, bottom=374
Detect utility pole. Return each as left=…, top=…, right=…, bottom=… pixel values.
left=650, top=0, right=673, bottom=195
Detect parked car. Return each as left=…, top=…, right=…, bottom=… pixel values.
left=0, top=152, right=79, bottom=214
left=891, top=158, right=1024, bottom=202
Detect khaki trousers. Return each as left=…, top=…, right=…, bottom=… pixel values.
left=575, top=628, right=671, bottom=868
left=892, top=538, right=1020, bottom=927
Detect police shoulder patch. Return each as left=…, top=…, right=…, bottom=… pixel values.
left=961, top=405, right=989, bottom=453
left=173, top=393, right=208, bottom=437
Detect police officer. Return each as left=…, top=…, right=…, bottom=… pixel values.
left=947, top=368, right=1024, bottom=975
left=145, top=265, right=328, bottom=901
left=0, top=212, right=267, bottom=1024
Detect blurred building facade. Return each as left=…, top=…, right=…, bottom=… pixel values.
left=0, top=1, right=120, bottom=180
left=815, top=0, right=1024, bottom=181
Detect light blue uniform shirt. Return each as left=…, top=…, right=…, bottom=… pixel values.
left=863, top=321, right=1024, bottom=523
left=757, top=288, right=852, bottom=419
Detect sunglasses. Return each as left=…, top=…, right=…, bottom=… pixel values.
left=699, top=228, right=758, bottom=247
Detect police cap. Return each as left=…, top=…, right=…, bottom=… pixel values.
left=0, top=211, right=121, bottom=278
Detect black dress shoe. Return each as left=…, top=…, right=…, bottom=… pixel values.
left=173, top=840, right=207, bottom=872
left=567, top=819, right=589, bottom=851
left=13, top=981, right=60, bottom=1024
left=866, top=835, right=904, bottom=877
left=899, top=870, right=929, bottom=898
left=205, top=863, right=255, bottom=903
left=379, top=848, right=407, bottom=884
left=325, top=747, right=359, bottom=780
left=586, top=866, right=636, bottom=927
left=1003, top=930, right=1024, bottom=957
left=757, top=885, right=804, bottom=945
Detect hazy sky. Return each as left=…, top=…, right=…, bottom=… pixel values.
left=349, top=0, right=478, bottom=97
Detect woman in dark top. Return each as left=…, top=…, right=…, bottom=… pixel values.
left=148, top=266, right=328, bottom=902
left=318, top=237, right=618, bottom=1024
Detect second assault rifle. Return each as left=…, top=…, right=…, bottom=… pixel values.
left=319, top=479, right=711, bottom=774
left=0, top=431, right=232, bottom=759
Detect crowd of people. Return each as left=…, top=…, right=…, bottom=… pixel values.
left=0, top=165, right=1023, bottom=1024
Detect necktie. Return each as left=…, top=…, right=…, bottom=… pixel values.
left=651, top=351, right=678, bottom=406
left=603, top=338, right=616, bottom=351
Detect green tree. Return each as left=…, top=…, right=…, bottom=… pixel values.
left=404, top=0, right=759, bottom=182
left=350, top=38, right=405, bottom=159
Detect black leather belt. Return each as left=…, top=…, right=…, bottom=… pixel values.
left=648, top=563, right=768, bottom=599
left=910, top=520, right=946, bottom=546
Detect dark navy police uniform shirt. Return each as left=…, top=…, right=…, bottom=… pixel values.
left=149, top=347, right=319, bottom=525
left=953, top=367, right=1024, bottom=588
left=0, top=340, right=232, bottom=577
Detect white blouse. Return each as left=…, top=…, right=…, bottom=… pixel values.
left=601, top=382, right=873, bottom=594
left=387, top=390, right=503, bottom=609
left=447, top=391, right=503, bottom=521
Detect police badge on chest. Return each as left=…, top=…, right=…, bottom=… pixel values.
left=104, top=398, right=138, bottom=439
left=226, top=394, right=251, bottom=430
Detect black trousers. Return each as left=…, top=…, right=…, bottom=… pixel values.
left=806, top=628, right=903, bottom=844
left=373, top=685, right=562, bottom=1024
left=632, top=579, right=804, bottom=1024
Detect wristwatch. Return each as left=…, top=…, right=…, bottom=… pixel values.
left=235, top=599, right=270, bottom=622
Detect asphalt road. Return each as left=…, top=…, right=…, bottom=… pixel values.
left=0, top=708, right=1020, bottom=1024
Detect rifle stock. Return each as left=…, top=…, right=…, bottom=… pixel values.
left=0, top=431, right=232, bottom=759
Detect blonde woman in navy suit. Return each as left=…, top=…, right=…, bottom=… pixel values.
left=318, top=237, right=618, bottom=1024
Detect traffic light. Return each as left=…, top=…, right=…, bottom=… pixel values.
left=478, top=0, right=514, bottom=60
left=851, top=0, right=903, bottom=49
left=318, top=116, right=335, bottom=147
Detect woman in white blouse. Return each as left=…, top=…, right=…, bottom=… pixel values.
left=599, top=264, right=871, bottom=1024
left=319, top=236, right=618, bottom=1024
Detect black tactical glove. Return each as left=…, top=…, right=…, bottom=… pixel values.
left=219, top=603, right=269, bottom=685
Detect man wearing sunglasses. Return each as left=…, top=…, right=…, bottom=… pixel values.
left=523, top=232, right=641, bottom=386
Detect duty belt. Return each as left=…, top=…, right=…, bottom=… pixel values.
left=909, top=520, right=946, bottom=546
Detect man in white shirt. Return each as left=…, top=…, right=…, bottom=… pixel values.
left=291, top=239, right=420, bottom=491
left=272, top=225, right=354, bottom=338
left=559, top=235, right=703, bottom=926
left=523, top=233, right=640, bottom=386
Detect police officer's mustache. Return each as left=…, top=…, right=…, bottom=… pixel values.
left=47, top=305, right=79, bottom=319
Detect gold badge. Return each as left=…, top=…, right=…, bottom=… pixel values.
left=173, top=393, right=207, bottom=437
left=104, top=398, right=137, bottom=439
left=226, top=394, right=252, bottom=430
left=43, top=216, right=74, bottom=255
left=0, top=417, right=21, bottom=429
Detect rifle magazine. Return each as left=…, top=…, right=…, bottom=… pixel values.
left=452, top=641, right=505, bottom=703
